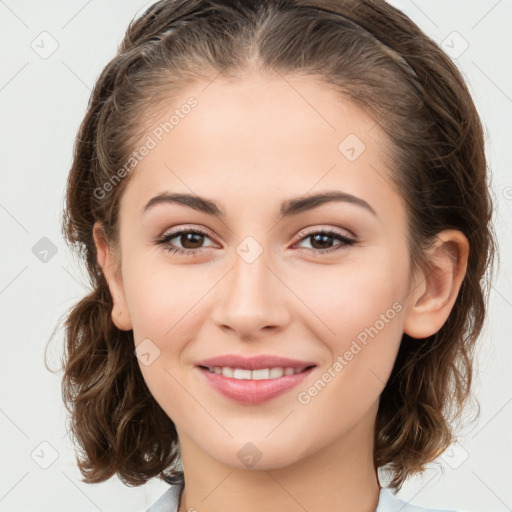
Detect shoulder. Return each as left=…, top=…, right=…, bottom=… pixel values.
left=145, top=484, right=183, bottom=512
left=376, top=487, right=466, bottom=512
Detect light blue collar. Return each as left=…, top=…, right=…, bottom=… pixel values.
left=146, top=484, right=462, bottom=512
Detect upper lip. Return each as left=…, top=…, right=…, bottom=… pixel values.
left=196, top=354, right=317, bottom=371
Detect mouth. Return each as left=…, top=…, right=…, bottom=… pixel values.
left=195, top=357, right=317, bottom=405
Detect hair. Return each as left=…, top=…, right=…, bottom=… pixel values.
left=55, top=0, right=496, bottom=491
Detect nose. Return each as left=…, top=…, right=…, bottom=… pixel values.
left=211, top=246, right=291, bottom=341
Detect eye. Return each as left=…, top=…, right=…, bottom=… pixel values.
left=293, top=228, right=356, bottom=254
left=154, top=226, right=356, bottom=257
left=154, top=227, right=217, bottom=256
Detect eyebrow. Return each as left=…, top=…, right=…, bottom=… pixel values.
left=142, top=190, right=377, bottom=218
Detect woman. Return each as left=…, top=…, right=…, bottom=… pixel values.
left=59, top=1, right=495, bottom=510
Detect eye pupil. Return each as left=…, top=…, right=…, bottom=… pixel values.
left=181, top=232, right=204, bottom=249
left=311, top=234, right=333, bottom=249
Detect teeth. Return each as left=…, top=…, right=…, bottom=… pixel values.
left=233, top=368, right=252, bottom=380
left=269, top=367, right=283, bottom=379
left=252, top=368, right=270, bottom=380
left=222, top=367, right=234, bottom=378
left=209, top=366, right=304, bottom=380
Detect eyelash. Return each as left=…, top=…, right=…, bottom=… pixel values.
left=154, top=227, right=356, bottom=256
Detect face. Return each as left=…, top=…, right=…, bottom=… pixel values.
left=98, top=72, right=429, bottom=471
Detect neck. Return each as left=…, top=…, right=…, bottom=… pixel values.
left=176, top=408, right=381, bottom=512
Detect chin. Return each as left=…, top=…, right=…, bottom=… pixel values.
left=205, top=436, right=308, bottom=471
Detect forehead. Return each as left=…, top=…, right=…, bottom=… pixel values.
left=120, top=72, right=403, bottom=223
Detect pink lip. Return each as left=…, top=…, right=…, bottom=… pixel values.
left=195, top=354, right=317, bottom=405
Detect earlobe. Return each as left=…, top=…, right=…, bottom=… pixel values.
left=403, top=230, right=469, bottom=339
left=92, top=222, right=133, bottom=331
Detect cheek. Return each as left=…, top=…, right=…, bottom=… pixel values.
left=122, top=259, right=207, bottom=420
left=295, top=245, right=409, bottom=405
left=304, top=247, right=408, bottom=341
left=291, top=264, right=407, bottom=443
left=122, top=253, right=206, bottom=341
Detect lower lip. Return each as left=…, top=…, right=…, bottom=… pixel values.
left=197, top=366, right=315, bottom=405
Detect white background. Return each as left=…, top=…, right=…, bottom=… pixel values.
left=0, top=0, right=511, bottom=511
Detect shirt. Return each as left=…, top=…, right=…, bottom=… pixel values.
left=145, top=484, right=464, bottom=512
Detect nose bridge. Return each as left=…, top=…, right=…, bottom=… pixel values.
left=211, top=236, right=289, bottom=336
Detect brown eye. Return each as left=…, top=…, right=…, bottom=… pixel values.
left=295, top=229, right=356, bottom=254
left=309, top=233, right=336, bottom=250
left=178, top=232, right=205, bottom=249
left=155, top=228, right=216, bottom=255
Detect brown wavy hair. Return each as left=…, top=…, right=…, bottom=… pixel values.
left=53, top=0, right=496, bottom=491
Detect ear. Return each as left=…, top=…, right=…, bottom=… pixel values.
left=92, top=222, right=132, bottom=331
left=403, top=229, right=469, bottom=339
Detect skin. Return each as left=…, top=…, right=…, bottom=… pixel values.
left=93, top=71, right=469, bottom=512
